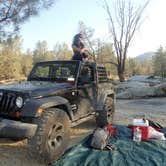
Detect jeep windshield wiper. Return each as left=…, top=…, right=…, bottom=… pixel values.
left=29, top=77, right=47, bottom=81
left=51, top=77, right=67, bottom=82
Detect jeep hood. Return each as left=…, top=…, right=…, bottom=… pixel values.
left=0, top=81, right=74, bottom=97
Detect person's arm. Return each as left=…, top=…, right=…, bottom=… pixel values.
left=72, top=44, right=85, bottom=53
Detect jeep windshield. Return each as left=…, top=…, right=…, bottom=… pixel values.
left=28, top=61, right=79, bottom=82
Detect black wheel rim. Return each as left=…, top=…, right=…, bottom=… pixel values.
left=47, top=122, right=65, bottom=151
left=105, top=98, right=114, bottom=122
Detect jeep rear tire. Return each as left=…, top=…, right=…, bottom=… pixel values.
left=96, top=96, right=115, bottom=127
left=28, top=108, right=70, bottom=163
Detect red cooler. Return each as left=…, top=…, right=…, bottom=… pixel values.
left=132, top=119, right=149, bottom=140
left=132, top=126, right=149, bottom=140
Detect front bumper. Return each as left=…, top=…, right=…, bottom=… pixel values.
left=0, top=119, right=37, bottom=139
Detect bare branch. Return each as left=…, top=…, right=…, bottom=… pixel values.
left=103, top=0, right=149, bottom=81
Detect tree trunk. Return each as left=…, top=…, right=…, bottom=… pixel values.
left=118, top=68, right=125, bottom=82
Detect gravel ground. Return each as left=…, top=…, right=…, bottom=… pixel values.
left=115, top=97, right=166, bottom=126
left=0, top=97, right=165, bottom=166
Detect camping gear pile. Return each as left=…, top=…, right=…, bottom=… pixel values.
left=132, top=118, right=165, bottom=141
left=52, top=123, right=166, bottom=166
left=90, top=118, right=165, bottom=151
left=90, top=125, right=117, bottom=150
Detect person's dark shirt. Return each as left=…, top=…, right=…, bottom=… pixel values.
left=72, top=34, right=85, bottom=60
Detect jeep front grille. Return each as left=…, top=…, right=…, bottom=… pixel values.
left=0, top=93, right=17, bottom=113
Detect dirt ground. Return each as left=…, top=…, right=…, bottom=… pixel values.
left=0, top=97, right=166, bottom=166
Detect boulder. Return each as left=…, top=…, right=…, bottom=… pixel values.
left=154, top=82, right=166, bottom=96
left=116, top=91, right=132, bottom=99
left=127, top=75, right=162, bottom=85
left=115, top=81, right=150, bottom=94
left=116, top=76, right=166, bottom=99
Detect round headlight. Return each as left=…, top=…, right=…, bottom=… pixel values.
left=16, top=96, right=23, bottom=108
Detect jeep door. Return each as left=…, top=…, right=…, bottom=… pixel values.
left=73, top=64, right=97, bottom=118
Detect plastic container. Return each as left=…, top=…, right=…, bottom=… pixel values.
left=132, top=118, right=149, bottom=140
left=133, top=119, right=149, bottom=126
left=133, top=127, right=142, bottom=142
left=132, top=126, right=149, bottom=140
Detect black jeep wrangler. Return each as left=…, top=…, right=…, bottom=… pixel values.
left=0, top=60, right=115, bottom=162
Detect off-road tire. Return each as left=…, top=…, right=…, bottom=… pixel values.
left=28, top=108, right=70, bottom=163
left=96, top=96, right=115, bottom=127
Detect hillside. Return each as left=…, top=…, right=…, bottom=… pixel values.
left=135, top=52, right=155, bottom=61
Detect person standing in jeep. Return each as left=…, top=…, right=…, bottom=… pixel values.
left=71, top=33, right=89, bottom=61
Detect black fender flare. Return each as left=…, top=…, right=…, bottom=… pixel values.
left=20, top=96, right=73, bottom=120
left=96, top=90, right=115, bottom=111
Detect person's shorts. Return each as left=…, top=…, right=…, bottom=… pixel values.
left=72, top=54, right=82, bottom=61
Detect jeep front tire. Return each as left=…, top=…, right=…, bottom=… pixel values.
left=28, top=108, right=70, bottom=163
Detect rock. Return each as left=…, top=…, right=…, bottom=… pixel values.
left=116, top=86, right=156, bottom=99
left=115, top=81, right=150, bottom=94
left=116, top=91, right=132, bottom=99
left=116, top=80, right=156, bottom=99
left=129, top=86, right=155, bottom=98
left=116, top=76, right=166, bottom=99
left=127, top=75, right=162, bottom=85
left=128, top=75, right=150, bottom=82
left=154, top=82, right=166, bottom=96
